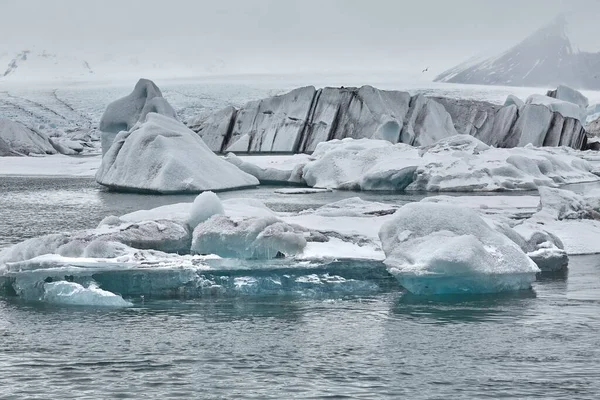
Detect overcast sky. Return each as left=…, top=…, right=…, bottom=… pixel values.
left=0, top=0, right=598, bottom=77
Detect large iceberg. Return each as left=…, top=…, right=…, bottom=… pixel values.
left=299, top=135, right=597, bottom=192
left=194, top=85, right=458, bottom=153
left=379, top=202, right=540, bottom=295
left=99, top=78, right=177, bottom=155
left=96, top=113, right=258, bottom=193
left=433, top=97, right=587, bottom=149
left=0, top=118, right=57, bottom=156
left=195, top=84, right=588, bottom=154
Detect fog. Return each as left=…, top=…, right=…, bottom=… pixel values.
left=0, top=0, right=598, bottom=78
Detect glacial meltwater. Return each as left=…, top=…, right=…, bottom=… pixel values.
left=1, top=177, right=600, bottom=399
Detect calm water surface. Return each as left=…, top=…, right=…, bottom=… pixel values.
left=1, top=177, right=600, bottom=399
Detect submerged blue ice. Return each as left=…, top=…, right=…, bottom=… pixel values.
left=0, top=259, right=396, bottom=305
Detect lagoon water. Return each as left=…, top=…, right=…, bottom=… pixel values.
left=1, top=177, right=600, bottom=399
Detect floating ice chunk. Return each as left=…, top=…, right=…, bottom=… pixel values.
left=526, top=94, right=586, bottom=122
left=379, top=202, right=539, bottom=295
left=0, top=219, right=191, bottom=265
left=547, top=85, right=589, bottom=109
left=0, top=118, right=57, bottom=156
left=42, top=281, right=132, bottom=307
left=191, top=215, right=306, bottom=259
left=222, top=198, right=277, bottom=219
left=304, top=197, right=398, bottom=217
left=299, top=135, right=597, bottom=193
left=187, top=191, right=225, bottom=230
left=303, top=138, right=421, bottom=190
left=408, top=136, right=597, bottom=192
left=225, top=153, right=307, bottom=184
left=512, top=187, right=600, bottom=256
left=96, top=113, right=259, bottom=193
left=273, top=188, right=332, bottom=194
left=535, top=186, right=600, bottom=220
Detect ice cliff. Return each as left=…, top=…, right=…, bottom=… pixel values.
left=193, top=85, right=458, bottom=153
left=196, top=85, right=589, bottom=153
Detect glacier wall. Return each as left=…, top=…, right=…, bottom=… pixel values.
left=195, top=85, right=588, bottom=153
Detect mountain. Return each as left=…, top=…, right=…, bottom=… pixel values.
left=0, top=50, right=95, bottom=82
left=435, top=16, right=600, bottom=90
left=0, top=49, right=229, bottom=83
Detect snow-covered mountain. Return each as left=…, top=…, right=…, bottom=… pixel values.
left=435, top=16, right=600, bottom=90
left=0, top=50, right=95, bottom=82
left=0, top=50, right=228, bottom=83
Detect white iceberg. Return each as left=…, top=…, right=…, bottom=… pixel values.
left=379, top=202, right=540, bottom=295
left=96, top=113, right=259, bottom=193
left=297, top=135, right=598, bottom=192
left=188, top=194, right=307, bottom=259
left=513, top=187, right=600, bottom=256
left=303, top=138, right=421, bottom=190
left=0, top=118, right=57, bottom=156
left=421, top=194, right=569, bottom=272
left=42, top=281, right=132, bottom=307
left=99, top=78, right=177, bottom=154
left=191, top=215, right=307, bottom=259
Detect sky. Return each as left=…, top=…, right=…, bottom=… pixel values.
left=0, top=0, right=598, bottom=78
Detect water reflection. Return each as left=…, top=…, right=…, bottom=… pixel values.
left=391, top=289, right=536, bottom=324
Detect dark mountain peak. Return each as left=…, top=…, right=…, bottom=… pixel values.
left=435, top=16, right=599, bottom=90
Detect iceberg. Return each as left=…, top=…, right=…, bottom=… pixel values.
left=297, top=135, right=598, bottom=192
left=42, top=281, right=132, bottom=307
left=99, top=78, right=177, bottom=154
left=187, top=191, right=225, bottom=229
left=511, top=187, right=600, bottom=256
left=0, top=118, right=57, bottom=156
left=95, top=113, right=259, bottom=193
left=187, top=193, right=307, bottom=259
left=434, top=96, right=587, bottom=149
left=546, top=85, right=589, bottom=109
left=191, top=215, right=307, bottom=259
left=193, top=85, right=458, bottom=153
left=303, top=139, right=421, bottom=190
left=526, top=94, right=586, bottom=123
left=379, top=202, right=540, bottom=295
